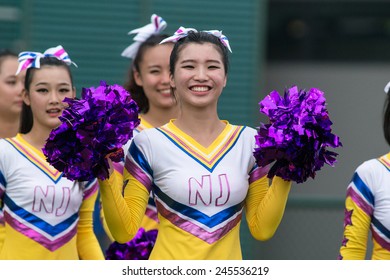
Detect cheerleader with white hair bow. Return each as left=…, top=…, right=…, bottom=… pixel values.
left=0, top=46, right=104, bottom=260
left=99, top=28, right=292, bottom=260
left=100, top=14, right=179, bottom=260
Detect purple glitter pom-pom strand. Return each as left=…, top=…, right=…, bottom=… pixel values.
left=254, top=85, right=342, bottom=184
left=105, top=228, right=158, bottom=260
left=43, top=80, right=140, bottom=181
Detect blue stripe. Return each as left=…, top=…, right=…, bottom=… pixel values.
left=129, top=141, right=153, bottom=177
left=352, top=172, right=375, bottom=207
left=372, top=216, right=390, bottom=239
left=148, top=196, right=156, bottom=207
left=157, top=126, right=246, bottom=172
left=4, top=139, right=63, bottom=184
left=154, top=184, right=243, bottom=228
left=0, top=170, right=6, bottom=188
left=4, top=194, right=78, bottom=237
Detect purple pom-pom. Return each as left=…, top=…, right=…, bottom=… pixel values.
left=254, top=85, right=342, bottom=183
left=43, top=81, right=140, bottom=181
left=105, top=228, right=158, bottom=260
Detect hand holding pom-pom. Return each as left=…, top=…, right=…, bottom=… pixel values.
left=254, top=85, right=342, bottom=183
left=43, top=81, right=140, bottom=181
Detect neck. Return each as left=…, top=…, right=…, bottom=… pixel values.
left=0, top=115, right=21, bottom=138
left=173, top=106, right=225, bottom=147
left=23, top=125, right=52, bottom=151
left=142, top=106, right=179, bottom=127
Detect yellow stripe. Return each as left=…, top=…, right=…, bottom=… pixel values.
left=8, top=134, right=62, bottom=180
left=136, top=116, right=154, bottom=132
left=378, top=153, right=390, bottom=171
left=160, top=120, right=244, bottom=168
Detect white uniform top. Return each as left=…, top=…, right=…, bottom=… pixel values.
left=339, top=153, right=390, bottom=259
left=0, top=134, right=98, bottom=252
left=127, top=121, right=264, bottom=244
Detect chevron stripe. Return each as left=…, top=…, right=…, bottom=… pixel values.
left=158, top=123, right=245, bottom=172
left=4, top=194, right=78, bottom=236
left=4, top=211, right=77, bottom=252
left=5, top=135, right=62, bottom=183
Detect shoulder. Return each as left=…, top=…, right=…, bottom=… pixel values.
left=356, top=157, right=384, bottom=174
left=353, top=157, right=388, bottom=188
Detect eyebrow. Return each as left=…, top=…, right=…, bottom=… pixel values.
left=180, top=59, right=222, bottom=64
left=34, top=82, right=72, bottom=87
left=147, top=65, right=162, bottom=69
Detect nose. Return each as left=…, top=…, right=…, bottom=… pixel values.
left=16, top=81, right=24, bottom=96
left=194, top=66, right=208, bottom=81
left=161, top=70, right=170, bottom=85
left=48, top=90, right=61, bottom=105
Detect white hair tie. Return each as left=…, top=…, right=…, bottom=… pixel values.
left=121, top=14, right=167, bottom=59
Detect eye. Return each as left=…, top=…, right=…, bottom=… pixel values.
left=208, top=65, right=220, bottom=69
left=37, top=88, right=48, bottom=93
left=182, top=64, right=194, bottom=69
left=6, top=80, right=16, bottom=86
left=59, top=88, right=71, bottom=94
left=150, top=69, right=161, bottom=74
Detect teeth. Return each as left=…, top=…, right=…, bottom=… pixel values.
left=160, top=89, right=171, bottom=94
left=191, top=86, right=208, bottom=92
left=47, top=109, right=60, bottom=113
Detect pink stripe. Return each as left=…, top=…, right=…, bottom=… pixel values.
left=347, top=187, right=374, bottom=216
left=53, top=48, right=65, bottom=57
left=83, top=180, right=98, bottom=200
left=112, top=161, right=124, bottom=174
left=154, top=16, right=159, bottom=29
left=249, top=165, right=269, bottom=184
left=372, top=227, right=390, bottom=251
left=125, top=158, right=152, bottom=192
left=0, top=211, right=4, bottom=225
left=8, top=139, right=60, bottom=176
left=156, top=199, right=242, bottom=244
left=160, top=126, right=242, bottom=165
left=145, top=208, right=158, bottom=223
left=21, top=59, right=34, bottom=71
left=4, top=212, right=77, bottom=252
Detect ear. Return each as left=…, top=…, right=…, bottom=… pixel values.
left=22, top=89, right=31, bottom=106
left=133, top=69, right=143, bottom=87
left=223, top=75, right=227, bottom=88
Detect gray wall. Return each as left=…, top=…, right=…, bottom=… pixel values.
left=240, top=62, right=388, bottom=259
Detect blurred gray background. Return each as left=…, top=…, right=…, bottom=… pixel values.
left=2, top=0, right=389, bottom=259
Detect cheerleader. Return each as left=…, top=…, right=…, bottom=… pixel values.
left=99, top=28, right=292, bottom=260
left=0, top=46, right=104, bottom=259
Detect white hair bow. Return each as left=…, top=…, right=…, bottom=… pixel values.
left=121, top=14, right=167, bottom=59
left=16, top=45, right=77, bottom=75
left=160, top=26, right=232, bottom=53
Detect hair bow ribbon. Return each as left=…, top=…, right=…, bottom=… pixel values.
left=121, top=14, right=167, bottom=59
left=204, top=30, right=232, bottom=53
left=16, top=45, right=77, bottom=75
left=159, top=26, right=198, bottom=44
left=160, top=27, right=232, bottom=53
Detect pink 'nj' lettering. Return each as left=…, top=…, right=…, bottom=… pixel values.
left=189, top=175, right=212, bottom=206
left=188, top=174, right=231, bottom=206
left=32, top=186, right=71, bottom=216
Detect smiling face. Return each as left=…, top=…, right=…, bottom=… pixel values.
left=170, top=42, right=227, bottom=109
left=134, top=43, right=175, bottom=111
left=23, top=65, right=75, bottom=131
left=0, top=56, right=24, bottom=117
